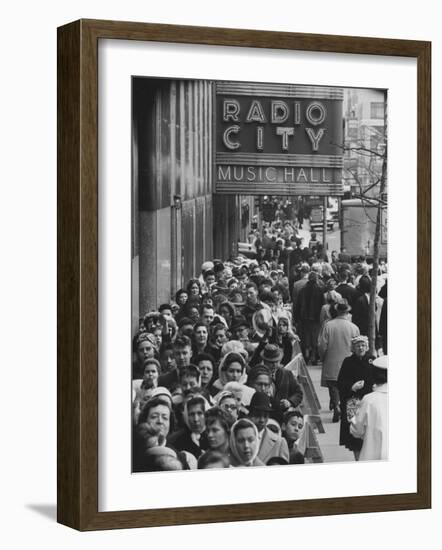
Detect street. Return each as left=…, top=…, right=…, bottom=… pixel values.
left=300, top=218, right=341, bottom=257
left=308, top=362, right=354, bottom=463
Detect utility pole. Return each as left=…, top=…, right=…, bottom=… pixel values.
left=367, top=90, right=387, bottom=356
left=322, top=196, right=328, bottom=248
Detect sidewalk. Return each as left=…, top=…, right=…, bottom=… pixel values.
left=307, top=364, right=355, bottom=463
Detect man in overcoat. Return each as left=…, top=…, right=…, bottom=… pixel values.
left=318, top=301, right=360, bottom=421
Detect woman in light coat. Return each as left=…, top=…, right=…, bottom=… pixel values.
left=350, top=356, right=388, bottom=461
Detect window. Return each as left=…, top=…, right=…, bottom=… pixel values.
left=370, top=102, right=385, bottom=119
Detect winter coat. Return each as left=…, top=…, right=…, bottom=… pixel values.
left=337, top=353, right=374, bottom=450
left=257, top=426, right=290, bottom=464
left=318, top=317, right=360, bottom=386
left=350, top=384, right=388, bottom=460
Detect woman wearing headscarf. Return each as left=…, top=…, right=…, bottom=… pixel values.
left=337, top=335, right=375, bottom=460
left=275, top=311, right=299, bottom=366
left=132, top=331, right=159, bottom=380
left=229, top=418, right=265, bottom=467
left=212, top=352, right=255, bottom=405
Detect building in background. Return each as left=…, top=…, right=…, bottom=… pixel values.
left=132, top=78, right=345, bottom=329
left=343, top=88, right=387, bottom=199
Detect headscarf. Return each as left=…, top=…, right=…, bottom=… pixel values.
left=229, top=418, right=260, bottom=466
left=136, top=331, right=158, bottom=350
left=223, top=381, right=256, bottom=407
left=351, top=335, right=369, bottom=349
left=215, top=389, right=236, bottom=405
left=218, top=351, right=248, bottom=387
left=220, top=340, right=248, bottom=361
left=276, top=310, right=296, bottom=339
left=148, top=386, right=173, bottom=408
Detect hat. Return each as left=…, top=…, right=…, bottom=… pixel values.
left=142, top=358, right=161, bottom=370
left=372, top=355, right=388, bottom=369
left=148, top=386, right=173, bottom=408
left=252, top=308, right=273, bottom=338
left=229, top=291, right=245, bottom=306
left=231, top=316, right=249, bottom=331
left=248, top=392, right=273, bottom=413
left=334, top=300, right=352, bottom=315
left=219, top=350, right=246, bottom=371
left=215, top=390, right=236, bottom=405
left=201, top=261, right=214, bottom=273
left=260, top=344, right=283, bottom=363
left=351, top=335, right=369, bottom=346
left=136, top=331, right=157, bottom=348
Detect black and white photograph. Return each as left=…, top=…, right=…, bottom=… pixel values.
left=131, top=78, right=389, bottom=473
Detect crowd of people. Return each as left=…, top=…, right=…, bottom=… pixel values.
left=132, top=211, right=388, bottom=472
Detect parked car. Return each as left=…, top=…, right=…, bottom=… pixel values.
left=309, top=206, right=334, bottom=231
left=237, top=241, right=257, bottom=259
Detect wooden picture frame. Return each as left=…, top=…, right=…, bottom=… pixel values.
left=57, top=19, right=431, bottom=531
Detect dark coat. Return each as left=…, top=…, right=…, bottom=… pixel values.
left=167, top=427, right=208, bottom=458
left=278, top=335, right=294, bottom=366
left=337, top=353, right=374, bottom=451
left=351, top=294, right=370, bottom=336
left=285, top=439, right=305, bottom=464
left=295, top=282, right=324, bottom=323
left=158, top=368, right=179, bottom=392
left=273, top=366, right=303, bottom=408
left=205, top=343, right=222, bottom=365
left=379, top=297, right=387, bottom=353
left=335, top=283, right=360, bottom=309
left=242, top=301, right=265, bottom=326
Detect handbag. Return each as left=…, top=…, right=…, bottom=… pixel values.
left=346, top=396, right=362, bottom=421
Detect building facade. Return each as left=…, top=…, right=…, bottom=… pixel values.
left=132, top=78, right=343, bottom=327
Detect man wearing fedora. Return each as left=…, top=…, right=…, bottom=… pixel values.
left=318, top=300, right=360, bottom=422
left=248, top=392, right=289, bottom=464
left=258, top=343, right=304, bottom=415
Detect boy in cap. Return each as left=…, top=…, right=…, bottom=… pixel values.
left=247, top=392, right=289, bottom=464
left=252, top=343, right=304, bottom=415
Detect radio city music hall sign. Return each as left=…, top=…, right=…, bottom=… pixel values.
left=214, top=82, right=344, bottom=196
